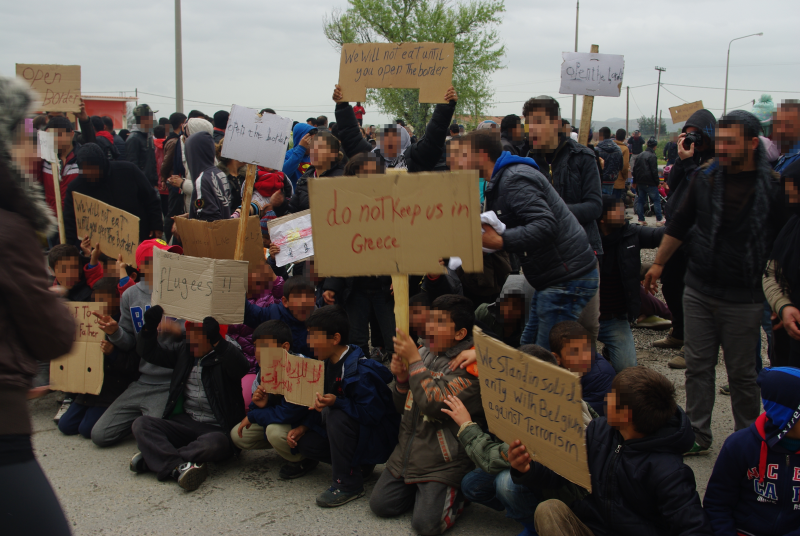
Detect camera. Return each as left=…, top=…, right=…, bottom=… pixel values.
left=683, top=131, right=702, bottom=150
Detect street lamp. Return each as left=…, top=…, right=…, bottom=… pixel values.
left=723, top=32, right=763, bottom=115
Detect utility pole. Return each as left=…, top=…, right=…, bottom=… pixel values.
left=626, top=86, right=629, bottom=134
left=657, top=109, right=663, bottom=140
left=571, top=1, right=579, bottom=126
left=175, top=0, right=184, bottom=114
left=654, top=66, right=665, bottom=140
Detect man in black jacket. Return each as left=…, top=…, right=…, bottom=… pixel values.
left=130, top=306, right=249, bottom=491
left=63, top=143, right=163, bottom=247
left=644, top=111, right=789, bottom=455
left=462, top=130, right=598, bottom=351
left=627, top=129, right=645, bottom=156
left=500, top=114, right=523, bottom=155
left=594, top=126, right=623, bottom=197
left=102, top=116, right=127, bottom=158
left=633, top=137, right=662, bottom=225
left=125, top=104, right=158, bottom=186
left=663, top=133, right=679, bottom=166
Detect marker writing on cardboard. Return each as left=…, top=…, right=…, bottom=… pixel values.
left=158, top=267, right=235, bottom=300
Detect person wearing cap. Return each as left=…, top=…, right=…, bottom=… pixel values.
left=627, top=129, right=645, bottom=156
left=212, top=110, right=228, bottom=144
left=644, top=110, right=790, bottom=456
left=90, top=238, right=183, bottom=448
left=703, top=366, right=800, bottom=535
left=126, top=104, right=159, bottom=187
left=632, top=137, right=663, bottom=226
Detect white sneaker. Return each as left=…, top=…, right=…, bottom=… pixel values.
left=53, top=397, right=73, bottom=423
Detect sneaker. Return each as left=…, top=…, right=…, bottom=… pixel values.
left=668, top=355, right=686, bottom=369
left=175, top=462, right=208, bottom=491
left=625, top=214, right=633, bottom=220
left=719, top=384, right=730, bottom=396
left=130, top=452, right=149, bottom=474
left=656, top=220, right=666, bottom=227
left=315, top=486, right=365, bottom=508
left=53, top=397, right=73, bottom=423
left=279, top=459, right=319, bottom=480
left=634, top=315, right=672, bottom=330
left=683, top=442, right=711, bottom=456
left=635, top=221, right=648, bottom=226
left=652, top=329, right=684, bottom=349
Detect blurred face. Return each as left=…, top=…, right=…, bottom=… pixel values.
left=426, top=309, right=461, bottom=354
left=499, top=295, right=524, bottom=323
left=140, top=258, right=155, bottom=286
left=774, top=106, right=800, bottom=152
left=604, top=390, right=630, bottom=429
left=187, top=325, right=212, bottom=358
left=310, top=138, right=337, bottom=169
left=81, top=163, right=102, bottom=181
left=683, top=126, right=709, bottom=152
left=716, top=124, right=756, bottom=170
left=93, top=291, right=119, bottom=315
left=600, top=202, right=626, bottom=230
left=139, top=114, right=154, bottom=131
left=360, top=159, right=380, bottom=175
left=308, top=328, right=339, bottom=360
left=511, top=123, right=524, bottom=142
left=382, top=130, right=401, bottom=159
left=282, top=290, right=315, bottom=322
left=446, top=140, right=465, bottom=170
left=247, top=263, right=274, bottom=298
left=556, top=336, right=591, bottom=376
left=262, top=235, right=271, bottom=248
left=410, top=304, right=429, bottom=334
left=524, top=110, right=560, bottom=151
left=786, top=178, right=800, bottom=206
left=54, top=257, right=80, bottom=288
left=51, top=128, right=73, bottom=153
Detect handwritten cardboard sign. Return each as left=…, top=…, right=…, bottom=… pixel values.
left=474, top=328, right=591, bottom=491
left=151, top=249, right=248, bottom=324
left=220, top=105, right=293, bottom=171
left=174, top=215, right=263, bottom=273
left=50, top=302, right=105, bottom=395
left=73, top=192, right=140, bottom=265
left=267, top=209, right=313, bottom=267
left=308, top=171, right=483, bottom=277
left=259, top=347, right=324, bottom=407
left=338, top=42, right=455, bottom=104
left=559, top=52, right=624, bottom=98
left=16, top=64, right=81, bottom=112
left=669, top=100, right=704, bottom=124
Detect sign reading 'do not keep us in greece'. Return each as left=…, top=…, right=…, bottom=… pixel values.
left=338, top=42, right=454, bottom=104
left=50, top=302, right=105, bottom=395
left=559, top=52, right=624, bottom=98
left=220, top=105, right=293, bottom=171
left=16, top=64, right=82, bottom=112
left=308, top=171, right=483, bottom=277
left=474, top=328, right=592, bottom=491
left=259, top=347, right=324, bottom=407
left=151, top=249, right=249, bottom=324
left=73, top=192, right=140, bottom=266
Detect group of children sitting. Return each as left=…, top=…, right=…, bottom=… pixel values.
left=47, top=237, right=800, bottom=536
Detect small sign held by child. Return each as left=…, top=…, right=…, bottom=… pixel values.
left=259, top=347, right=324, bottom=407
left=267, top=209, right=314, bottom=267
left=50, top=302, right=105, bottom=395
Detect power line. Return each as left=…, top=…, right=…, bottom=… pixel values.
left=628, top=88, right=645, bottom=117
left=660, top=86, right=689, bottom=103
left=663, top=83, right=798, bottom=93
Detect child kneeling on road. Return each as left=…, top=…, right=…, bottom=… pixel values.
left=370, top=295, right=484, bottom=536
left=130, top=306, right=249, bottom=492
left=704, top=366, right=800, bottom=536
left=281, top=305, right=399, bottom=507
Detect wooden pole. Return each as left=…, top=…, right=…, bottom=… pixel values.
left=53, top=158, right=66, bottom=244
left=392, top=274, right=409, bottom=342
left=234, top=163, right=257, bottom=261
left=657, top=109, right=663, bottom=141
left=578, top=44, right=599, bottom=147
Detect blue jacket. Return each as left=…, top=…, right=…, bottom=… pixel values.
left=303, top=345, right=400, bottom=466
left=243, top=301, right=311, bottom=358
left=704, top=413, right=800, bottom=536
left=246, top=361, right=315, bottom=429
left=282, top=123, right=316, bottom=189
left=581, top=353, right=615, bottom=416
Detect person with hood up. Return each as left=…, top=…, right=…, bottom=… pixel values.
left=125, top=104, right=159, bottom=187
left=594, top=126, right=623, bottom=198
left=500, top=114, right=523, bottom=156
left=633, top=137, right=663, bottom=225
left=654, top=108, right=717, bottom=358
left=474, top=275, right=534, bottom=348
left=63, top=143, right=163, bottom=247
left=283, top=122, right=317, bottom=190
left=644, top=110, right=790, bottom=455
left=186, top=129, right=231, bottom=221
left=460, top=129, right=598, bottom=351
left=704, top=366, right=800, bottom=536
left=287, top=130, right=345, bottom=214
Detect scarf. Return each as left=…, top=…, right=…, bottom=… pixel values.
left=376, top=124, right=411, bottom=168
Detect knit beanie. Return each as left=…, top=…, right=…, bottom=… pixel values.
left=260, top=211, right=276, bottom=237
left=758, top=367, right=800, bottom=447
left=720, top=109, right=763, bottom=138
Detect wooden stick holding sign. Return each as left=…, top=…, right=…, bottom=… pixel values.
left=235, top=164, right=257, bottom=261
left=578, top=45, right=600, bottom=147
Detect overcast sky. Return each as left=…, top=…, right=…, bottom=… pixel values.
left=2, top=0, right=797, bottom=129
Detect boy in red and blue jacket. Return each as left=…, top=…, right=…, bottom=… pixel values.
left=704, top=366, right=800, bottom=536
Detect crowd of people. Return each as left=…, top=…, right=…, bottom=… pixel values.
left=1, top=71, right=800, bottom=536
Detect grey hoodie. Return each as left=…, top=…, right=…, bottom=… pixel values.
left=107, top=281, right=173, bottom=385
left=185, top=131, right=231, bottom=221
left=474, top=275, right=535, bottom=347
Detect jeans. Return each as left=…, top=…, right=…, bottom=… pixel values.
left=57, top=402, right=107, bottom=439
left=598, top=317, right=638, bottom=372
left=346, top=288, right=396, bottom=356
left=520, top=268, right=599, bottom=351
left=601, top=184, right=625, bottom=200
left=635, top=184, right=662, bottom=222
left=461, top=469, right=539, bottom=528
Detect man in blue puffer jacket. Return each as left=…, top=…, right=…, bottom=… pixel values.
left=282, top=122, right=317, bottom=190
left=704, top=366, right=800, bottom=536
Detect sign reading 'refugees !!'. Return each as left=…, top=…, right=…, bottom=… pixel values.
left=308, top=171, right=483, bottom=277
left=338, top=42, right=455, bottom=104
left=474, top=328, right=592, bottom=491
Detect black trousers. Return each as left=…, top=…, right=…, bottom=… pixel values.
left=132, top=413, right=233, bottom=480
left=661, top=247, right=687, bottom=340
left=297, top=408, right=363, bottom=492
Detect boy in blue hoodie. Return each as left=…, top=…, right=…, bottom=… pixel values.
left=244, top=276, right=316, bottom=358
left=704, top=366, right=800, bottom=536
left=283, top=123, right=316, bottom=190
left=283, top=305, right=399, bottom=508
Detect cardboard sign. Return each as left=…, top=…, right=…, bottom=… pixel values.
left=174, top=215, right=263, bottom=273
left=16, top=64, right=81, bottom=112
left=259, top=347, right=324, bottom=407
left=338, top=42, right=455, bottom=104
left=50, top=302, right=105, bottom=395
left=474, top=328, right=592, bottom=491
left=220, top=105, right=293, bottom=171
left=37, top=130, right=57, bottom=163
left=669, top=100, right=704, bottom=124
left=559, top=52, right=624, bottom=97
left=73, top=192, right=140, bottom=265
left=267, top=209, right=313, bottom=267
left=151, top=249, right=249, bottom=324
left=308, top=171, right=483, bottom=277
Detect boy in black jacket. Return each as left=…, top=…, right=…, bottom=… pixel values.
left=130, top=306, right=249, bottom=492
left=508, top=366, right=712, bottom=536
